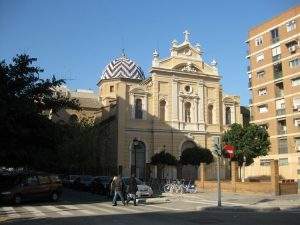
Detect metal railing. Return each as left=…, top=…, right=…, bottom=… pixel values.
left=275, top=90, right=284, bottom=98
left=277, top=128, right=287, bottom=135
left=271, top=37, right=280, bottom=44
left=272, top=54, right=281, bottom=62
left=274, top=71, right=283, bottom=79
left=276, top=108, right=286, bottom=116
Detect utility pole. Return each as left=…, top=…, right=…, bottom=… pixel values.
left=213, top=136, right=222, bottom=207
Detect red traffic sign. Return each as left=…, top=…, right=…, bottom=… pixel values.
left=223, top=145, right=235, bottom=158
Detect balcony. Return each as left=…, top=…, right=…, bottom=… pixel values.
left=274, top=71, right=283, bottom=79
left=271, top=36, right=280, bottom=44
left=277, top=128, right=287, bottom=135
left=276, top=108, right=286, bottom=116
left=272, top=54, right=281, bottom=62
left=275, top=90, right=284, bottom=98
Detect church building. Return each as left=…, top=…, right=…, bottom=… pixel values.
left=96, top=31, right=243, bottom=180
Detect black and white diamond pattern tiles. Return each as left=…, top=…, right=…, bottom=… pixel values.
left=101, top=57, right=145, bottom=80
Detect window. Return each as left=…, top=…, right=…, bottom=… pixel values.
left=258, top=104, right=268, bottom=113
left=260, top=159, right=271, bottom=166
left=295, top=138, right=300, bottom=152
left=110, top=85, right=114, bottom=92
left=225, top=107, right=231, bottom=125
left=184, top=102, right=191, bottom=123
left=256, top=53, right=264, bottom=62
left=272, top=46, right=281, bottom=61
left=286, top=40, right=298, bottom=53
left=255, top=36, right=263, bottom=46
left=38, top=175, right=51, bottom=185
left=293, top=97, right=300, bottom=110
left=26, top=176, right=38, bottom=186
left=257, top=70, right=265, bottom=78
left=278, top=138, right=288, bottom=154
left=279, top=158, right=288, bottom=166
left=289, top=58, right=300, bottom=68
left=292, top=77, right=300, bottom=86
left=294, top=118, right=300, bottom=127
left=184, top=85, right=192, bottom=93
left=273, top=63, right=282, bottom=79
left=159, top=100, right=166, bottom=121
left=135, top=98, right=143, bottom=119
left=286, top=20, right=296, bottom=32
left=208, top=105, right=213, bottom=124
left=258, top=88, right=267, bottom=96
left=270, top=28, right=279, bottom=43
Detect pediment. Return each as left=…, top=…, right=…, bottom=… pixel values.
left=176, top=44, right=200, bottom=58
left=173, top=62, right=201, bottom=73
left=129, top=87, right=148, bottom=95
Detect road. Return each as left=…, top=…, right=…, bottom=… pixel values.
left=1, top=188, right=300, bottom=225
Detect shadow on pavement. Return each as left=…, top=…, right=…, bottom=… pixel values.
left=2, top=205, right=300, bottom=225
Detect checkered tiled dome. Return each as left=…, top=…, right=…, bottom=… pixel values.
left=101, top=56, right=145, bottom=80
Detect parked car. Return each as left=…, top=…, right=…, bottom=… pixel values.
left=73, top=175, right=94, bottom=191
left=0, top=172, right=63, bottom=204
left=122, top=177, right=153, bottom=198
left=62, top=175, right=80, bottom=187
left=90, top=176, right=111, bottom=195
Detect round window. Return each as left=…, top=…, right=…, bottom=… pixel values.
left=185, top=85, right=191, bottom=93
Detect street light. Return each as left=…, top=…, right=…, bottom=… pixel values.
left=212, top=136, right=222, bottom=207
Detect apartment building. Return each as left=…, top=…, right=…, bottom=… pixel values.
left=246, top=6, right=300, bottom=184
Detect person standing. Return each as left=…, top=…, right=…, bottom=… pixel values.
left=111, top=175, right=125, bottom=206
left=126, top=174, right=138, bottom=206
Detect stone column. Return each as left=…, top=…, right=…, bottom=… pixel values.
left=172, top=80, right=178, bottom=121
left=231, top=161, right=238, bottom=192
left=197, top=83, right=204, bottom=123
left=271, top=159, right=280, bottom=196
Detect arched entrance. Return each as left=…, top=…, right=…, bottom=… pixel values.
left=181, top=140, right=198, bottom=181
left=131, top=140, right=146, bottom=180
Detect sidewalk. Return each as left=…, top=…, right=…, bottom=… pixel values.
left=162, top=191, right=300, bottom=211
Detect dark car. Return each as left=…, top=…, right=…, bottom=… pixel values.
left=72, top=175, right=94, bottom=191
left=90, top=176, right=111, bottom=195
left=0, top=173, right=63, bottom=204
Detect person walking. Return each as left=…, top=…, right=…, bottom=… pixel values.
left=111, top=175, right=126, bottom=206
left=126, top=174, right=138, bottom=206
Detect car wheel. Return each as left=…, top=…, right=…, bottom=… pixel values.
left=13, top=194, right=22, bottom=204
left=51, top=191, right=59, bottom=202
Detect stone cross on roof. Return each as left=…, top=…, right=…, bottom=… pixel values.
left=183, top=30, right=190, bottom=42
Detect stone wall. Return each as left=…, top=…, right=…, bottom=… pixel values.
left=196, top=160, right=298, bottom=195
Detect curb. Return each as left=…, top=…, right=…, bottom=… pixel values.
left=137, top=197, right=170, bottom=204
left=200, top=206, right=281, bottom=212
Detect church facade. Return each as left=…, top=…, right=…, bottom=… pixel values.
left=96, top=31, right=243, bottom=180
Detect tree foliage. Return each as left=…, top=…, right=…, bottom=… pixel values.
left=0, top=54, right=79, bottom=169
left=151, top=151, right=178, bottom=166
left=223, top=123, right=270, bottom=166
left=180, top=146, right=213, bottom=166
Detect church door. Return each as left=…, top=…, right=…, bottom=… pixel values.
left=131, top=141, right=146, bottom=180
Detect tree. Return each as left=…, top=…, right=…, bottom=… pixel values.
left=151, top=151, right=178, bottom=179
left=151, top=151, right=178, bottom=166
left=223, top=123, right=270, bottom=166
left=180, top=146, right=213, bottom=166
left=0, top=54, right=79, bottom=169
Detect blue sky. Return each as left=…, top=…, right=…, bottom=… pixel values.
left=0, top=0, right=298, bottom=105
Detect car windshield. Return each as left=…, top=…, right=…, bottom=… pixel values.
left=123, top=177, right=143, bottom=185
left=99, top=177, right=110, bottom=182
left=82, top=176, right=93, bottom=181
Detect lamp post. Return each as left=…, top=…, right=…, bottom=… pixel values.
left=213, top=136, right=222, bottom=207
left=133, top=138, right=139, bottom=176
